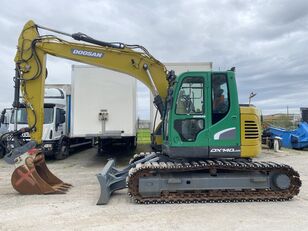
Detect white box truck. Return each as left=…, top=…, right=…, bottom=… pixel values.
left=8, top=85, right=94, bottom=160
left=71, top=65, right=137, bottom=152
left=150, top=62, right=213, bottom=150
left=8, top=64, right=137, bottom=158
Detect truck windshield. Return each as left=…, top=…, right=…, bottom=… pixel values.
left=11, top=108, right=54, bottom=124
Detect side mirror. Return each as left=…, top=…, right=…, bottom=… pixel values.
left=60, top=110, right=66, bottom=124
left=0, top=109, right=6, bottom=124
left=55, top=109, right=66, bottom=131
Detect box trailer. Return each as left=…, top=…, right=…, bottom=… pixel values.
left=150, top=62, right=213, bottom=150
left=71, top=65, right=137, bottom=152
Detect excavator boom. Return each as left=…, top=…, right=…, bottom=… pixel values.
left=8, top=20, right=168, bottom=195
left=15, top=20, right=168, bottom=143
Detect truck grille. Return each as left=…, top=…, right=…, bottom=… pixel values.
left=244, top=120, right=259, bottom=139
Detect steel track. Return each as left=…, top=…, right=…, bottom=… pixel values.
left=127, top=154, right=301, bottom=204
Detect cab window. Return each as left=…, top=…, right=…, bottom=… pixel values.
left=174, top=77, right=205, bottom=142
left=176, top=77, right=204, bottom=114
left=212, top=74, right=230, bottom=124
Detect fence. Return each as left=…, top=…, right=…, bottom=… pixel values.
left=137, top=119, right=151, bottom=129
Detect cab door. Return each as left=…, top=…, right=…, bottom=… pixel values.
left=208, top=72, right=241, bottom=158
left=166, top=72, right=211, bottom=158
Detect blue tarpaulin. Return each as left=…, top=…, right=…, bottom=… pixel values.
left=266, top=122, right=308, bottom=149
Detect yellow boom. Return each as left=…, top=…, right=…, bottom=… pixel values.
left=15, top=20, right=168, bottom=143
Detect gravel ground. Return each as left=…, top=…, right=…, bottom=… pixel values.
left=0, top=145, right=307, bottom=231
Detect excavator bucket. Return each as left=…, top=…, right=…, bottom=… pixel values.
left=11, top=148, right=72, bottom=194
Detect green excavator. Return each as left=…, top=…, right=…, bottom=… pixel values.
left=3, top=20, right=301, bottom=204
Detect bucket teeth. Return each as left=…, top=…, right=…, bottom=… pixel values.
left=52, top=184, right=71, bottom=194
left=59, top=183, right=73, bottom=189
left=53, top=183, right=71, bottom=191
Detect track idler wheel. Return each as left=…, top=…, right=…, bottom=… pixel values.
left=11, top=148, right=72, bottom=194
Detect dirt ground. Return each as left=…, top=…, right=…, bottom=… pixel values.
left=0, top=145, right=307, bottom=231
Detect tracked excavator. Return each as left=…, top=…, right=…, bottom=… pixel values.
left=3, top=20, right=301, bottom=204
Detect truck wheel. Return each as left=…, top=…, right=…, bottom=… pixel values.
left=55, top=141, right=69, bottom=160
left=131, top=137, right=137, bottom=150
left=268, top=140, right=274, bottom=149
left=0, top=145, right=5, bottom=158
left=97, top=138, right=112, bottom=154
left=97, top=138, right=103, bottom=154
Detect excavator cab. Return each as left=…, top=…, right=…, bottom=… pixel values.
left=162, top=71, right=241, bottom=159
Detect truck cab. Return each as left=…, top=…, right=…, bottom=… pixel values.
left=9, top=88, right=67, bottom=157
left=9, top=86, right=93, bottom=160
left=10, top=104, right=65, bottom=139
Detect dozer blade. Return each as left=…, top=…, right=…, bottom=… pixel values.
left=97, top=153, right=159, bottom=205
left=11, top=148, right=72, bottom=194
left=97, top=159, right=127, bottom=205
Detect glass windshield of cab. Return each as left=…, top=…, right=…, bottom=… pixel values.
left=176, top=77, right=204, bottom=114
left=11, top=108, right=54, bottom=124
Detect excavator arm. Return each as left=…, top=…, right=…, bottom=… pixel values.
left=15, top=20, right=168, bottom=144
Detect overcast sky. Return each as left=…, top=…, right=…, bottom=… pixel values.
left=0, top=0, right=307, bottom=119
